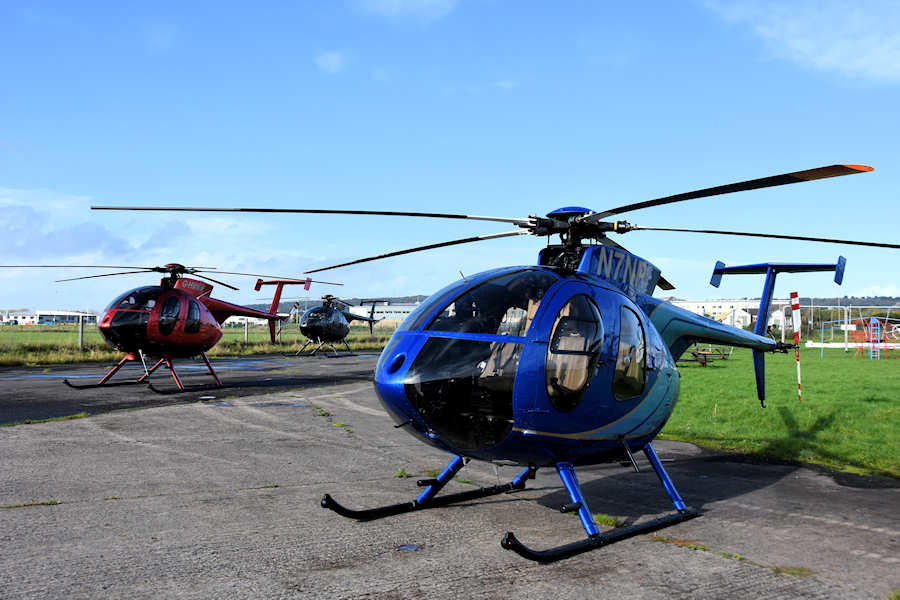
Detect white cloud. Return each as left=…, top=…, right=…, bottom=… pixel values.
left=314, top=51, right=347, bottom=74
left=705, top=0, right=900, bottom=83
left=355, top=0, right=459, bottom=23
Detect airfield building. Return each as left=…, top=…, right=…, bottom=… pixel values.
left=671, top=299, right=790, bottom=330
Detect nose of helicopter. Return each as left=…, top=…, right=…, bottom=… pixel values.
left=373, top=332, right=520, bottom=454
left=98, top=308, right=150, bottom=351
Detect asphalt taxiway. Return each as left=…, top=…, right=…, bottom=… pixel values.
left=0, top=353, right=380, bottom=425
left=1, top=358, right=898, bottom=599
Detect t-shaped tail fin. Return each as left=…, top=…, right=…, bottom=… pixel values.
left=710, top=257, right=845, bottom=406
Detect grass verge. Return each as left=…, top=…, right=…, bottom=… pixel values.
left=661, top=348, right=899, bottom=478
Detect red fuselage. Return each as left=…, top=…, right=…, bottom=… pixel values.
left=97, top=277, right=281, bottom=359
left=98, top=286, right=222, bottom=358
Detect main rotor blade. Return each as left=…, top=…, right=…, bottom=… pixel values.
left=55, top=270, right=154, bottom=282
left=630, top=225, right=900, bottom=249
left=200, top=270, right=343, bottom=285
left=305, top=230, right=530, bottom=274
left=192, top=273, right=240, bottom=290
left=91, top=205, right=536, bottom=227
left=0, top=265, right=155, bottom=270
left=586, top=164, right=873, bottom=221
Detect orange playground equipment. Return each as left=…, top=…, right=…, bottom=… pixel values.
left=849, top=316, right=899, bottom=359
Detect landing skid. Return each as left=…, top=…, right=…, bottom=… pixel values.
left=322, top=456, right=536, bottom=520
left=501, top=442, right=698, bottom=562
left=321, top=442, right=698, bottom=563
left=63, top=379, right=147, bottom=390
left=502, top=509, right=699, bottom=563
left=286, top=340, right=356, bottom=358
left=64, top=352, right=222, bottom=391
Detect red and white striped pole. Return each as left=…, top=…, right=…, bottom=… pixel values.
left=790, top=291, right=802, bottom=402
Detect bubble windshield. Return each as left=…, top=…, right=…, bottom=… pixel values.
left=425, top=269, right=559, bottom=336
left=105, top=286, right=160, bottom=311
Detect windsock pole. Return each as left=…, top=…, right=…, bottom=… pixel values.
left=791, top=291, right=802, bottom=402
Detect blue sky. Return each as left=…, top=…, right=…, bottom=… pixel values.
left=2, top=0, right=898, bottom=311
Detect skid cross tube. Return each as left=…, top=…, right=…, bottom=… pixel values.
left=321, top=456, right=536, bottom=521
left=501, top=442, right=698, bottom=563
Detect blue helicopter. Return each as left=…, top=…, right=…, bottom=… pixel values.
left=94, top=164, right=900, bottom=562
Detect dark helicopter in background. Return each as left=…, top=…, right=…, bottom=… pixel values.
left=1, top=264, right=340, bottom=390
left=95, top=164, right=900, bottom=561
left=254, top=283, right=383, bottom=355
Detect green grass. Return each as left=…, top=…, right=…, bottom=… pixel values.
left=649, top=535, right=812, bottom=577
left=592, top=512, right=624, bottom=528
left=662, top=348, right=899, bottom=477
left=0, top=323, right=393, bottom=366
left=1, top=499, right=60, bottom=509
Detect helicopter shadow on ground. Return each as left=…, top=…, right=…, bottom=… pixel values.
left=532, top=407, right=895, bottom=524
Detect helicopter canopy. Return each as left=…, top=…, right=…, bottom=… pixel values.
left=105, top=286, right=161, bottom=311
left=420, top=269, right=559, bottom=336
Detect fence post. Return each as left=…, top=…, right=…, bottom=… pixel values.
left=78, top=314, right=84, bottom=352
left=244, top=320, right=249, bottom=344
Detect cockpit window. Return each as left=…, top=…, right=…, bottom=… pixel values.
left=106, top=286, right=159, bottom=311
left=426, top=270, right=558, bottom=336
left=396, top=278, right=469, bottom=332
left=158, top=296, right=181, bottom=336
left=613, top=306, right=646, bottom=400
left=301, top=308, right=324, bottom=325
left=545, top=294, right=604, bottom=412
left=404, top=337, right=521, bottom=450
left=184, top=300, right=201, bottom=334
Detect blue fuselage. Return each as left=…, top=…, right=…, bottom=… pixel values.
left=373, top=265, right=681, bottom=467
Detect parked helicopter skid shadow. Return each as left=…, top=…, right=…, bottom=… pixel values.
left=144, top=371, right=374, bottom=396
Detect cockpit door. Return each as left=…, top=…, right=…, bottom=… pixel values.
left=515, top=281, right=610, bottom=428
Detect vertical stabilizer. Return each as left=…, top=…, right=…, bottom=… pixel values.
left=709, top=257, right=845, bottom=407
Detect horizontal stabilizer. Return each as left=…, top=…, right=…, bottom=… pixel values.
left=707, top=256, right=846, bottom=406
left=710, top=258, right=846, bottom=287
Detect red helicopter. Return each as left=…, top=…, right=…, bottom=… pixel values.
left=2, top=263, right=341, bottom=390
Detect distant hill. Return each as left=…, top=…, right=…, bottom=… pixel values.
left=801, top=296, right=899, bottom=307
